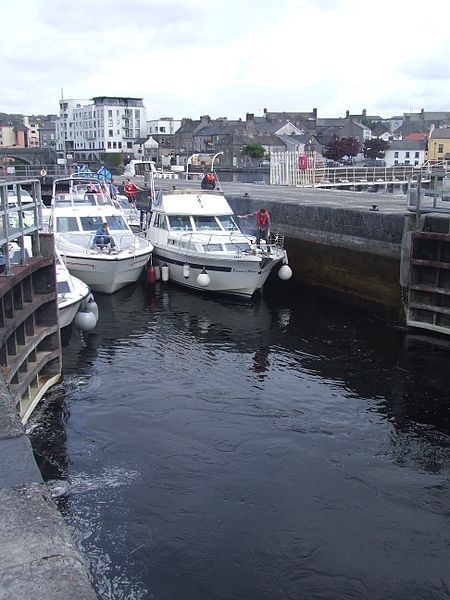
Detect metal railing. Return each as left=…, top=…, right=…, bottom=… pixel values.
left=0, top=179, right=44, bottom=275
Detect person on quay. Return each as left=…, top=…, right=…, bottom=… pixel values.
left=237, top=207, right=271, bottom=247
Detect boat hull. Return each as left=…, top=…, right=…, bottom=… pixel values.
left=59, top=295, right=87, bottom=328
left=152, top=247, right=284, bottom=299
left=63, top=250, right=152, bottom=294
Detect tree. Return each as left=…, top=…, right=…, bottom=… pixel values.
left=363, top=139, right=388, bottom=159
left=323, top=137, right=359, bottom=161
left=243, top=143, right=265, bottom=159
left=340, top=137, right=360, bottom=158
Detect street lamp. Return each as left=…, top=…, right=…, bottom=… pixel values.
left=211, top=151, right=224, bottom=173
left=185, top=153, right=195, bottom=180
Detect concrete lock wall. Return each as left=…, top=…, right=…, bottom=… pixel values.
left=0, top=377, right=97, bottom=600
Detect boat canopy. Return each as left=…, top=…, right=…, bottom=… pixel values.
left=154, top=191, right=233, bottom=216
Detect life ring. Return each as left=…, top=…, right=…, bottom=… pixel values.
left=40, top=168, right=47, bottom=177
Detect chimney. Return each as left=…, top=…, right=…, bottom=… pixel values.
left=246, top=113, right=254, bottom=122
left=263, top=108, right=267, bottom=114
left=313, top=108, right=317, bottom=119
left=421, top=108, right=424, bottom=115
left=200, top=115, right=210, bottom=125
left=362, top=108, right=367, bottom=117
left=345, top=110, right=350, bottom=118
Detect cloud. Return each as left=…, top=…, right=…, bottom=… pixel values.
left=1, top=0, right=450, bottom=118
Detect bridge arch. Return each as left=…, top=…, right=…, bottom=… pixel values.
left=0, top=147, right=57, bottom=167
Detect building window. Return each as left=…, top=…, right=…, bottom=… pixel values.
left=107, top=142, right=111, bottom=149
left=394, top=151, right=399, bottom=158
left=160, top=126, right=166, bottom=132
left=438, top=144, right=444, bottom=153
left=108, top=110, right=112, bottom=117
left=405, top=159, right=410, bottom=165
left=414, top=160, right=419, bottom=165
left=109, top=130, right=113, bottom=137
left=127, top=142, right=133, bottom=149
left=415, top=151, right=419, bottom=158
left=405, top=152, right=410, bottom=158
left=113, top=142, right=117, bottom=148
left=118, top=142, right=122, bottom=149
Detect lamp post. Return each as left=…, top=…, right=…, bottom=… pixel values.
left=211, top=151, right=224, bottom=173
left=185, top=153, right=195, bottom=180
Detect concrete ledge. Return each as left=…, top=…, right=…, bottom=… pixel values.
left=0, top=378, right=97, bottom=600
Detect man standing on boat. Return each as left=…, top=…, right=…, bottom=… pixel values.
left=124, top=179, right=140, bottom=207
left=237, top=208, right=271, bottom=247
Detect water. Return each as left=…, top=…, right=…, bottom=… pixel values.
left=28, top=281, right=450, bottom=600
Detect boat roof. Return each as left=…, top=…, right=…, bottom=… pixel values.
left=153, top=189, right=233, bottom=216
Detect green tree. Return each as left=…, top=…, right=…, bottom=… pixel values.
left=363, top=139, right=388, bottom=159
left=243, top=143, right=265, bottom=159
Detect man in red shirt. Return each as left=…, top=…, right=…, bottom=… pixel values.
left=123, top=179, right=140, bottom=206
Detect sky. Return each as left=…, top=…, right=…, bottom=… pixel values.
left=2, top=0, right=450, bottom=121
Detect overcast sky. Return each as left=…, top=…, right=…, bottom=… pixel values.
left=2, top=0, right=450, bottom=121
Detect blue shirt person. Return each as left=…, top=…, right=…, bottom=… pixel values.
left=94, top=222, right=115, bottom=248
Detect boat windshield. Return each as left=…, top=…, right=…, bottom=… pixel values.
left=224, top=243, right=251, bottom=253
left=217, top=215, right=239, bottom=231
left=80, top=215, right=128, bottom=231
left=193, top=216, right=222, bottom=231
left=168, top=215, right=192, bottom=231
left=56, top=216, right=79, bottom=232
left=57, top=280, right=71, bottom=295
left=204, top=243, right=223, bottom=252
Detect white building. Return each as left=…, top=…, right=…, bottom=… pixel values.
left=56, top=96, right=146, bottom=162
left=147, top=117, right=181, bottom=136
left=384, top=140, right=426, bottom=167
left=56, top=98, right=91, bottom=155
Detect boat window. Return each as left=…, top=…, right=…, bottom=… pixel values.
left=57, top=280, right=71, bottom=294
left=204, top=243, right=223, bottom=252
left=56, top=216, right=79, bottom=232
left=193, top=216, right=221, bottom=231
left=168, top=215, right=192, bottom=231
left=224, top=243, right=251, bottom=252
left=106, top=215, right=128, bottom=230
left=178, top=240, right=196, bottom=251
left=80, top=216, right=103, bottom=231
left=55, top=194, right=73, bottom=206
left=217, top=215, right=239, bottom=231
left=154, top=213, right=168, bottom=230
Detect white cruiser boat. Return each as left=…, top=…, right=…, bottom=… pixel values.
left=8, top=242, right=98, bottom=330
left=144, top=188, right=292, bottom=299
left=49, top=176, right=153, bottom=294
left=55, top=252, right=98, bottom=330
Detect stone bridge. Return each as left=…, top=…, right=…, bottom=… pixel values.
left=0, top=147, right=57, bottom=166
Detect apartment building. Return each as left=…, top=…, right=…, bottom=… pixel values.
left=56, top=96, right=146, bottom=161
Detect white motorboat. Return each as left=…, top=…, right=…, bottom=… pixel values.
left=55, top=252, right=98, bottom=330
left=49, top=176, right=153, bottom=294
left=143, top=187, right=292, bottom=299
left=7, top=242, right=98, bottom=331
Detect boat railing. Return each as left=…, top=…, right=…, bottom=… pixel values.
left=268, top=231, right=285, bottom=249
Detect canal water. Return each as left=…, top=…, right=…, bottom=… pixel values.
left=28, top=280, right=449, bottom=600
